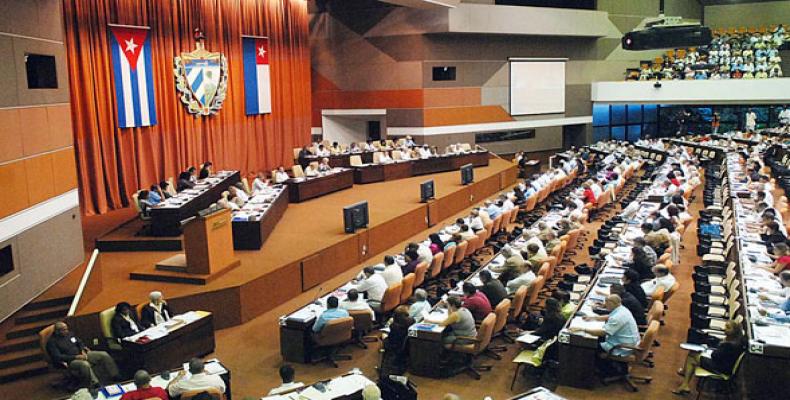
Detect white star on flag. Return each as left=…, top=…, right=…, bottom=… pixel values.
left=124, top=38, right=138, bottom=53
left=258, top=46, right=266, bottom=57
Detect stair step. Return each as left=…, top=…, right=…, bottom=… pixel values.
left=6, top=317, right=62, bottom=340
left=22, top=297, right=73, bottom=312
left=14, top=304, right=70, bottom=325
left=0, top=337, right=39, bottom=355
left=0, top=360, right=50, bottom=384
left=0, top=348, right=44, bottom=369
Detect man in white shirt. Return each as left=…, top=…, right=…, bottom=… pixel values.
left=501, top=195, right=515, bottom=212
left=745, top=109, right=757, bottom=132
left=780, top=107, right=790, bottom=127
left=274, top=167, right=290, bottom=183
left=339, top=289, right=375, bottom=320
left=407, top=242, right=433, bottom=265
left=304, top=164, right=319, bottom=177
left=641, top=265, right=676, bottom=298
left=380, top=256, right=403, bottom=287
left=268, top=365, right=304, bottom=395
left=378, top=152, right=393, bottom=164
left=230, top=184, right=249, bottom=203
left=409, top=289, right=431, bottom=322
left=167, top=358, right=226, bottom=398
left=469, top=209, right=484, bottom=232
left=520, top=229, right=546, bottom=254
left=418, top=145, right=432, bottom=159
left=458, top=224, right=476, bottom=242
left=316, top=145, right=330, bottom=157
left=352, top=267, right=388, bottom=306
left=252, top=172, right=270, bottom=194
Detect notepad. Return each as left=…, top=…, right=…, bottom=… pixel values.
left=516, top=333, right=542, bottom=345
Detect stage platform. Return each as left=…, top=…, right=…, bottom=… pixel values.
left=65, top=158, right=517, bottom=338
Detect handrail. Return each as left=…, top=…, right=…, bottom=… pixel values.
left=68, top=249, right=100, bottom=317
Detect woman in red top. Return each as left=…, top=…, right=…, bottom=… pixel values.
left=582, top=183, right=596, bottom=205
left=759, top=242, right=790, bottom=274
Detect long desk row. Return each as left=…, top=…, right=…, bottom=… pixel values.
left=723, top=153, right=790, bottom=399
left=231, top=185, right=289, bottom=250
left=352, top=152, right=489, bottom=184
left=149, top=171, right=241, bottom=236
left=556, top=153, right=675, bottom=388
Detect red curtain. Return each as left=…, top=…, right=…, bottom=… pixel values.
left=62, top=0, right=311, bottom=215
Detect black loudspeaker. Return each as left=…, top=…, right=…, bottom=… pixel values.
left=622, top=25, right=712, bottom=50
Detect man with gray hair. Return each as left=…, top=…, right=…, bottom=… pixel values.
left=409, top=289, right=431, bottom=322
left=120, top=370, right=167, bottom=400
left=167, top=358, right=226, bottom=398
left=570, top=294, right=639, bottom=358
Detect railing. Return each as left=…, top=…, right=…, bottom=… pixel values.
left=67, top=249, right=100, bottom=317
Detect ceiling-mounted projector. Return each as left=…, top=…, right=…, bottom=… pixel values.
left=622, top=15, right=712, bottom=51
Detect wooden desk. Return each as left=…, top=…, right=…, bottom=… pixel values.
left=303, top=152, right=375, bottom=168
left=61, top=359, right=231, bottom=400
left=149, top=171, right=241, bottom=236
left=287, top=169, right=354, bottom=203
left=231, top=186, right=289, bottom=250
left=352, top=152, right=490, bottom=184
left=261, top=371, right=375, bottom=400
left=122, top=311, right=215, bottom=374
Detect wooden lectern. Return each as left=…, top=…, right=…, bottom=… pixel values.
left=151, top=208, right=241, bottom=284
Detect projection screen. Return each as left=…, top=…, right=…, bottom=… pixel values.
left=509, top=58, right=567, bottom=115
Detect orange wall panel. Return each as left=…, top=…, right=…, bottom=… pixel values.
left=52, top=147, right=78, bottom=195
left=423, top=88, right=481, bottom=108
left=20, top=107, right=51, bottom=156
left=47, top=104, right=74, bottom=149
left=423, top=106, right=513, bottom=127
left=24, top=152, right=55, bottom=205
left=0, top=161, right=30, bottom=218
left=0, top=108, right=23, bottom=163
left=312, top=89, right=425, bottom=126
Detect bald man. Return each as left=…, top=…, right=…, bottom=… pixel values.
left=120, top=370, right=169, bottom=400
left=46, top=322, right=119, bottom=388
left=570, top=294, right=640, bottom=357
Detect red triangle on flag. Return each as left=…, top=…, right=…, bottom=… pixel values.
left=111, top=27, right=149, bottom=71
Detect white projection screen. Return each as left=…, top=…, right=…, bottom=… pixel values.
left=509, top=58, right=567, bottom=115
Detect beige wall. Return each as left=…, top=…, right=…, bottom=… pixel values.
left=0, top=0, right=83, bottom=322
left=704, top=1, right=790, bottom=29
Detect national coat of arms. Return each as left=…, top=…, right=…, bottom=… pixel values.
left=174, top=29, right=228, bottom=116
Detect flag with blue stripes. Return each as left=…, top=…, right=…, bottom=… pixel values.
left=109, top=26, right=157, bottom=128
left=242, top=37, right=272, bottom=115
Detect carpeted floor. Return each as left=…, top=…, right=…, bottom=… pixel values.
left=0, top=175, right=707, bottom=400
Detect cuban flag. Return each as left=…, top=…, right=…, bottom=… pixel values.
left=242, top=37, right=272, bottom=115
left=109, top=26, right=157, bottom=128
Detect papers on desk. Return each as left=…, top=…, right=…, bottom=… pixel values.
left=516, top=332, right=542, bottom=345
left=174, top=311, right=202, bottom=324
left=265, top=373, right=374, bottom=400
left=569, top=317, right=604, bottom=333
left=752, top=325, right=790, bottom=347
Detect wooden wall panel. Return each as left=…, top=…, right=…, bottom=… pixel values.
left=0, top=108, right=23, bottom=162
left=367, top=206, right=428, bottom=257
left=423, top=106, right=513, bottom=127
left=427, top=200, right=439, bottom=227
left=301, top=235, right=361, bottom=292
left=436, top=186, right=471, bottom=222
left=240, top=261, right=302, bottom=323
left=169, top=287, right=241, bottom=330
left=500, top=165, right=519, bottom=189
left=52, top=147, right=78, bottom=195
left=47, top=104, right=74, bottom=149
left=300, top=253, right=322, bottom=291
left=470, top=173, right=502, bottom=204
left=19, top=107, right=51, bottom=156
left=24, top=153, right=55, bottom=205
left=0, top=160, right=29, bottom=218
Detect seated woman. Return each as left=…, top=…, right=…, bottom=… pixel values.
left=428, top=233, right=445, bottom=255
left=757, top=242, right=790, bottom=274
left=427, top=296, right=477, bottom=345
left=673, top=321, right=746, bottom=395
left=110, top=302, right=141, bottom=339
left=140, top=291, right=172, bottom=328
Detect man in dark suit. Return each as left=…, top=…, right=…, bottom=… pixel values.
left=46, top=322, right=119, bottom=388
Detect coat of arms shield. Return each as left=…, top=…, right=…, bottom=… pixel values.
left=174, top=40, right=228, bottom=116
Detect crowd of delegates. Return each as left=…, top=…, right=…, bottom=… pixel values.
left=296, top=137, right=476, bottom=168
left=631, top=25, right=787, bottom=81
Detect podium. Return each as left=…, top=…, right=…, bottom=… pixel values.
left=131, top=208, right=241, bottom=285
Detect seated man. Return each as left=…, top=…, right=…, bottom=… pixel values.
left=252, top=171, right=271, bottom=194
left=167, top=358, right=226, bottom=398
left=121, top=370, right=169, bottom=400
left=479, top=270, right=507, bottom=309
left=409, top=289, right=432, bottom=322
left=304, top=163, right=319, bottom=177
left=318, top=158, right=332, bottom=172
left=506, top=269, right=536, bottom=295
left=380, top=255, right=403, bottom=287
left=569, top=295, right=640, bottom=376
left=46, top=322, right=119, bottom=389
left=524, top=243, right=548, bottom=271
left=641, top=264, right=676, bottom=298
left=352, top=267, right=388, bottom=309
left=273, top=166, right=290, bottom=183
left=461, top=282, right=492, bottom=321
left=267, top=364, right=304, bottom=396
left=312, top=296, right=349, bottom=333
left=340, top=289, right=375, bottom=320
